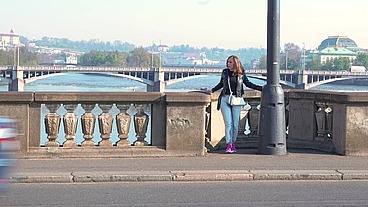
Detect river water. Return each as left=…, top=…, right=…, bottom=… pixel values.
left=0, top=73, right=367, bottom=145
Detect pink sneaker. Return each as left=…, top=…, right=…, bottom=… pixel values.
left=231, top=143, right=237, bottom=153
left=225, top=144, right=234, bottom=153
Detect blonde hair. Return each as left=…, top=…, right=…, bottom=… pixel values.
left=227, top=55, right=244, bottom=76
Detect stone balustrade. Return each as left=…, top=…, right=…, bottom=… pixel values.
left=0, top=92, right=210, bottom=158
left=286, top=90, right=368, bottom=156
left=0, top=90, right=367, bottom=157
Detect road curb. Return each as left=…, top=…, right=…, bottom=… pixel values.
left=251, top=170, right=342, bottom=180
left=9, top=170, right=368, bottom=183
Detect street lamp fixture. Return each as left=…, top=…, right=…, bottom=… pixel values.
left=257, top=0, right=287, bottom=155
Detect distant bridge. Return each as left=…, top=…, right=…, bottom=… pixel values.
left=1, top=66, right=368, bottom=91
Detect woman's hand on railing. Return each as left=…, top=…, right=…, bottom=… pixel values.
left=200, top=87, right=212, bottom=94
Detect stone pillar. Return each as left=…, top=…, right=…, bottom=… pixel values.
left=296, top=70, right=308, bottom=89
left=8, top=66, right=24, bottom=91
left=0, top=92, right=36, bottom=154
left=165, top=92, right=210, bottom=156
left=151, top=96, right=166, bottom=147
left=150, top=81, right=165, bottom=92
left=147, top=67, right=165, bottom=92
left=332, top=95, right=368, bottom=156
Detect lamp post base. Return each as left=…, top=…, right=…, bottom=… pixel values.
left=258, top=84, right=287, bottom=155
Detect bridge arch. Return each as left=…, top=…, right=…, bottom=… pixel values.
left=165, top=75, right=209, bottom=86
left=247, top=75, right=295, bottom=89
left=306, top=77, right=358, bottom=89
left=23, top=72, right=154, bottom=85
left=24, top=73, right=67, bottom=84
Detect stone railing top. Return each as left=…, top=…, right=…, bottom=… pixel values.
left=0, top=92, right=212, bottom=105
left=33, top=92, right=165, bottom=104
left=243, top=90, right=262, bottom=98
left=287, top=90, right=368, bottom=103
left=0, top=92, right=34, bottom=103
left=165, top=92, right=211, bottom=104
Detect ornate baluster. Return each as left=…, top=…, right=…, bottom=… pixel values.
left=285, top=100, right=290, bottom=135
left=44, top=104, right=61, bottom=147
left=116, top=104, right=131, bottom=147
left=247, top=100, right=260, bottom=138
left=133, top=104, right=149, bottom=146
left=97, top=104, right=113, bottom=147
left=325, top=103, right=333, bottom=140
left=238, top=106, right=249, bottom=135
left=315, top=102, right=329, bottom=141
left=62, top=104, right=78, bottom=147
left=81, top=104, right=96, bottom=147
left=204, top=105, right=211, bottom=139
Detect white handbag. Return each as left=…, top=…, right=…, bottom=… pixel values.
left=227, top=76, right=245, bottom=106
left=228, top=95, right=245, bottom=106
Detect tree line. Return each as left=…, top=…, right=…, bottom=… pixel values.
left=31, top=37, right=136, bottom=53
left=78, top=47, right=160, bottom=67
left=0, top=47, right=38, bottom=66
left=1, top=36, right=367, bottom=70
left=14, top=36, right=266, bottom=68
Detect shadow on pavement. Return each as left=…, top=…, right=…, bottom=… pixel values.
left=208, top=147, right=335, bottom=155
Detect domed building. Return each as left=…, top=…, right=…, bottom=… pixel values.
left=318, top=35, right=357, bottom=50
left=307, top=35, right=365, bottom=66
left=305, top=36, right=367, bottom=70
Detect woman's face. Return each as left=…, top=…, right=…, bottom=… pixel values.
left=227, top=58, right=235, bottom=70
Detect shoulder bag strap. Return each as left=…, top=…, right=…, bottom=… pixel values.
left=227, top=77, right=233, bottom=96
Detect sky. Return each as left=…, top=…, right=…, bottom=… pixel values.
left=1, top=0, right=367, bottom=50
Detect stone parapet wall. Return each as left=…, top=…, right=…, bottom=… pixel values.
left=0, top=92, right=210, bottom=158
left=287, top=90, right=368, bottom=155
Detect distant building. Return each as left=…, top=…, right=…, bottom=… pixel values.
left=350, top=65, right=366, bottom=72
left=251, top=59, right=260, bottom=69
left=0, top=29, right=20, bottom=48
left=318, top=35, right=366, bottom=54
left=65, top=55, right=78, bottom=65
left=319, top=47, right=356, bottom=64
left=163, top=52, right=220, bottom=66
left=306, top=35, right=361, bottom=65
left=318, top=35, right=357, bottom=50
left=158, top=45, right=170, bottom=52
left=28, top=42, right=36, bottom=48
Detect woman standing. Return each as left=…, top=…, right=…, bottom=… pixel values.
left=207, top=55, right=262, bottom=153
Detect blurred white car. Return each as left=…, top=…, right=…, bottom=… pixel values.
left=0, top=117, right=17, bottom=190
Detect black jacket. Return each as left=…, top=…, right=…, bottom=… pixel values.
left=211, top=68, right=262, bottom=110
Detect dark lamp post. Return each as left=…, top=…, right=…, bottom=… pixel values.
left=257, top=0, right=287, bottom=155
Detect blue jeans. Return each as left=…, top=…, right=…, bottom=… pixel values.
left=220, top=95, right=243, bottom=144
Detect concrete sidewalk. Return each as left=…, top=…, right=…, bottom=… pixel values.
left=9, top=149, right=368, bottom=183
